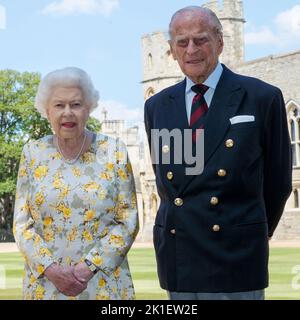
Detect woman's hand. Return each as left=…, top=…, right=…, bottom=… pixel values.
left=44, top=263, right=87, bottom=296
left=72, top=262, right=94, bottom=284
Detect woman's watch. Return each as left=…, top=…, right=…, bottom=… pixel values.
left=84, top=259, right=98, bottom=274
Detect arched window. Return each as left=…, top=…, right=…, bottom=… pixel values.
left=294, top=189, right=299, bottom=208
left=150, top=194, right=158, bottom=218
left=287, top=100, right=300, bottom=167
left=148, top=53, right=153, bottom=69
left=145, top=87, right=155, bottom=100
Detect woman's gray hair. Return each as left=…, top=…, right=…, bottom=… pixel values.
left=35, top=67, right=99, bottom=118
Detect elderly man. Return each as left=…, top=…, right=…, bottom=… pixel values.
left=144, top=6, right=292, bottom=300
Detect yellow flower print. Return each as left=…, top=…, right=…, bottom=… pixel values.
left=84, top=210, right=95, bottom=222
left=59, top=186, right=70, bottom=199
left=67, top=226, right=78, bottom=242
left=66, top=256, right=72, bottom=266
left=93, top=220, right=100, bottom=232
left=83, top=182, right=100, bottom=192
left=98, top=278, right=106, bottom=288
left=37, top=264, right=45, bottom=275
left=82, top=229, right=93, bottom=241
left=30, top=206, right=39, bottom=221
left=34, top=166, right=48, bottom=180
left=43, top=216, right=53, bottom=227
left=100, top=227, right=108, bottom=237
left=121, top=288, right=128, bottom=300
left=131, top=193, right=137, bottom=207
left=117, top=168, right=127, bottom=181
left=82, top=152, right=96, bottom=163
left=44, top=228, right=54, bottom=242
left=23, top=230, right=34, bottom=240
left=50, top=152, right=62, bottom=160
left=115, top=151, right=124, bottom=162
left=53, top=178, right=63, bottom=189
left=113, top=267, right=121, bottom=279
left=35, top=192, right=45, bottom=207
left=29, top=275, right=36, bottom=286
left=35, top=285, right=45, bottom=300
left=106, top=207, right=115, bottom=214
left=96, top=292, right=109, bottom=300
left=57, top=203, right=65, bottom=212
left=19, top=166, right=27, bottom=177
left=98, top=139, right=108, bottom=146
left=39, top=247, right=51, bottom=256
left=30, top=159, right=35, bottom=168
left=106, top=163, right=114, bottom=171
left=98, top=190, right=106, bottom=200
left=115, top=208, right=129, bottom=221
left=62, top=207, right=72, bottom=219
left=91, top=255, right=103, bottom=267
left=109, top=234, right=125, bottom=247
left=56, top=226, right=63, bottom=233
left=72, top=167, right=81, bottom=177
left=100, top=172, right=111, bottom=180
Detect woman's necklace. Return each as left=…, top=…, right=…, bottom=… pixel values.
left=56, top=131, right=87, bottom=164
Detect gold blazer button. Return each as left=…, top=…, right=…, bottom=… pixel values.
left=210, top=197, right=219, bottom=206
left=212, top=225, right=221, bottom=232
left=217, top=169, right=227, bottom=177
left=225, top=139, right=234, bottom=148
left=174, top=198, right=183, bottom=206
left=167, top=172, right=174, bottom=180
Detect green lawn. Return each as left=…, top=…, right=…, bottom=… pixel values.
left=0, top=248, right=299, bottom=300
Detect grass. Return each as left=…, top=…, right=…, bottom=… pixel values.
left=0, top=248, right=299, bottom=300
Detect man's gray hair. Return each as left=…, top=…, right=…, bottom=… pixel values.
left=35, top=67, right=99, bottom=118
left=168, top=6, right=223, bottom=39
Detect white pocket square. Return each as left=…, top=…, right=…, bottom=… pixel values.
left=230, top=115, right=255, bottom=125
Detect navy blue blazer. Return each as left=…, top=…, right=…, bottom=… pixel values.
left=144, top=65, right=292, bottom=292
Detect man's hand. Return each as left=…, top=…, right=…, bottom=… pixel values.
left=44, top=263, right=87, bottom=296
left=72, top=262, right=94, bottom=284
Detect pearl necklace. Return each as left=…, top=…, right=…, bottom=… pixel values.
left=56, top=131, right=87, bottom=164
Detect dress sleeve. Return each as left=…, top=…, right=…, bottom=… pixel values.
left=85, top=139, right=139, bottom=275
left=13, top=142, right=55, bottom=279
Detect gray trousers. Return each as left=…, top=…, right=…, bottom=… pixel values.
left=168, top=289, right=265, bottom=300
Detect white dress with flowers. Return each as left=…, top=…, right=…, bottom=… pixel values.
left=13, top=133, right=139, bottom=300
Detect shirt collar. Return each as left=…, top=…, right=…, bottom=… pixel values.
left=186, top=62, right=223, bottom=94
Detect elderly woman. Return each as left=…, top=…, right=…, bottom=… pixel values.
left=13, top=67, right=139, bottom=300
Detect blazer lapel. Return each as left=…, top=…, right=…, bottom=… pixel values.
left=167, top=79, right=189, bottom=131
left=178, top=65, right=246, bottom=195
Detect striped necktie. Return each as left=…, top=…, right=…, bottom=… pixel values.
left=190, top=84, right=209, bottom=142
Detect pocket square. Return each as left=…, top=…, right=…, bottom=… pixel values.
left=230, top=115, right=255, bottom=125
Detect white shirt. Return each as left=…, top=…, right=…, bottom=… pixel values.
left=185, top=62, right=223, bottom=125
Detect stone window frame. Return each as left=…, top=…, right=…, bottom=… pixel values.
left=148, top=53, right=153, bottom=70
left=145, top=87, right=155, bottom=100
left=287, top=100, right=300, bottom=168
left=293, top=189, right=299, bottom=209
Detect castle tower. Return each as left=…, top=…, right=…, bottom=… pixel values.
left=203, top=0, right=245, bottom=67
left=141, top=31, right=183, bottom=101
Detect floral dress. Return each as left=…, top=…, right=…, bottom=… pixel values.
left=13, top=133, right=139, bottom=300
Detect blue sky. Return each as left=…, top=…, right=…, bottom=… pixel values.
left=0, top=0, right=299, bottom=124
